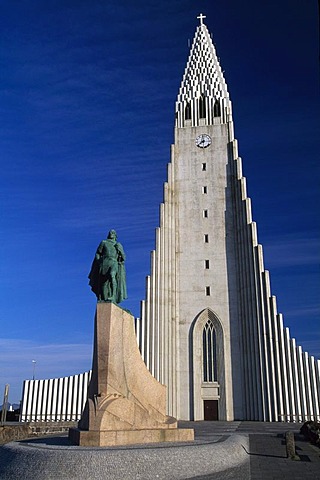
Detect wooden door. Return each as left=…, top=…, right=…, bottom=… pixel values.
left=204, top=400, right=218, bottom=420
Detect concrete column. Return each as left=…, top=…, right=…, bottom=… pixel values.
left=277, top=316, right=290, bottom=421
left=270, top=299, right=284, bottom=421
left=303, top=352, right=313, bottom=419
left=309, top=356, right=319, bottom=421
left=284, top=329, right=296, bottom=421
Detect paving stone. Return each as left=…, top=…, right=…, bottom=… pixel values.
left=0, top=421, right=319, bottom=479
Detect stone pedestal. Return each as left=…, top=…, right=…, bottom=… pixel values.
left=69, top=303, right=193, bottom=446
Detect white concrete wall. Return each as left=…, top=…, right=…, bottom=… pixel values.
left=20, top=371, right=91, bottom=422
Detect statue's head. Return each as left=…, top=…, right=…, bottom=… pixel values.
left=107, top=229, right=117, bottom=240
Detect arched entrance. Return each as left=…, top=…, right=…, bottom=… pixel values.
left=190, top=308, right=225, bottom=420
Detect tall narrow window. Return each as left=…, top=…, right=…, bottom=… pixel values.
left=202, top=163, right=207, bottom=171
left=205, top=286, right=211, bottom=296
left=214, top=99, right=221, bottom=117
left=185, top=102, right=191, bottom=120
left=205, top=260, right=210, bottom=269
left=202, top=186, right=208, bottom=194
left=203, top=209, right=208, bottom=218
left=199, top=95, right=206, bottom=118
left=204, top=234, right=209, bottom=243
left=202, top=319, right=217, bottom=382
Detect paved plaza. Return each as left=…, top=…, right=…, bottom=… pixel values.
left=0, top=422, right=319, bottom=479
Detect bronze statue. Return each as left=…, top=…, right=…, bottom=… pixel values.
left=88, top=230, right=127, bottom=304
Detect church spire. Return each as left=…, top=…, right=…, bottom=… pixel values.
left=175, top=15, right=232, bottom=128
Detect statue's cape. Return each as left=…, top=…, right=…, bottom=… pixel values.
left=88, top=257, right=100, bottom=297
left=116, top=261, right=127, bottom=304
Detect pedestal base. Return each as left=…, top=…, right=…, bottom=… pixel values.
left=71, top=303, right=194, bottom=447
left=69, top=426, right=194, bottom=447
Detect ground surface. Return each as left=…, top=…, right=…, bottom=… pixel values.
left=0, top=421, right=319, bottom=479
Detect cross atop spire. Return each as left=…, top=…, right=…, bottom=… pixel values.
left=197, top=13, right=206, bottom=25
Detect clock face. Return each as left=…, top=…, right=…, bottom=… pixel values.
left=195, top=134, right=211, bottom=148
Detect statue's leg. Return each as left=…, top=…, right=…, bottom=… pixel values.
left=97, top=278, right=102, bottom=301
left=102, top=281, right=108, bottom=301
left=108, top=268, right=117, bottom=302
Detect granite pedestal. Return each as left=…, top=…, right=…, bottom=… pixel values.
left=69, top=303, right=193, bottom=446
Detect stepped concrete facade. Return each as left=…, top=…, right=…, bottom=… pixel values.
left=135, top=15, right=320, bottom=422
left=20, top=371, right=91, bottom=423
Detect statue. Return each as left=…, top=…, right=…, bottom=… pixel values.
left=88, top=230, right=127, bottom=304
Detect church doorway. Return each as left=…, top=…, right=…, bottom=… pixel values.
left=204, top=400, right=219, bottom=420
left=192, top=309, right=225, bottom=420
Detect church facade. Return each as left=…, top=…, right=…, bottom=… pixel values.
left=135, top=15, right=320, bottom=422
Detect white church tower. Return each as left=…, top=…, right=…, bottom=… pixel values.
left=137, top=14, right=320, bottom=422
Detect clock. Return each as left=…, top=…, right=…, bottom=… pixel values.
left=195, top=134, right=211, bottom=148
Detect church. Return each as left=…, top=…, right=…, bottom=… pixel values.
left=20, top=15, right=319, bottom=424
left=134, top=14, right=320, bottom=422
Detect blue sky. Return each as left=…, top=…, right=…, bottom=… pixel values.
left=1, top=0, right=319, bottom=403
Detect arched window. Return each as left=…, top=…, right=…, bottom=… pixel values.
left=214, top=99, right=221, bottom=117
left=202, top=319, right=217, bottom=382
left=199, top=95, right=206, bottom=118
left=185, top=102, right=191, bottom=120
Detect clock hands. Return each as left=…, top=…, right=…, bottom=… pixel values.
left=195, top=134, right=211, bottom=148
